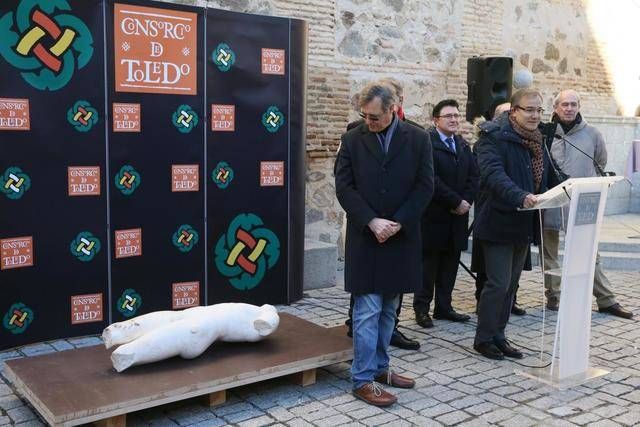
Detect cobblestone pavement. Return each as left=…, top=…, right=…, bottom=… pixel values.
left=1, top=264, right=639, bottom=426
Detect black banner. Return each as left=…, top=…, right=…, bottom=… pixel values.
left=0, top=0, right=306, bottom=350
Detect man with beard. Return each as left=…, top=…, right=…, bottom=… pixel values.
left=542, top=89, right=633, bottom=319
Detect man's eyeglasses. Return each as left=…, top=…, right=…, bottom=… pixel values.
left=435, top=113, right=461, bottom=120
left=514, top=106, right=544, bottom=115
left=359, top=112, right=381, bottom=122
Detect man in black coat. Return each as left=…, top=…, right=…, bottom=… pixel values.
left=335, top=82, right=433, bottom=406
left=343, top=77, right=422, bottom=351
left=473, top=88, right=553, bottom=360
left=413, top=99, right=479, bottom=328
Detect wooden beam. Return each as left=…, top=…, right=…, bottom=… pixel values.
left=95, top=414, right=126, bottom=427
left=292, top=368, right=316, bottom=387
left=206, top=390, right=226, bottom=407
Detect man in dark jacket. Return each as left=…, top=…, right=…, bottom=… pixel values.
left=473, top=88, right=553, bottom=360
left=413, top=99, right=479, bottom=328
left=343, top=77, right=422, bottom=350
left=335, top=83, right=433, bottom=406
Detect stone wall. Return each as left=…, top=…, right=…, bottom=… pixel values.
left=157, top=0, right=638, bottom=248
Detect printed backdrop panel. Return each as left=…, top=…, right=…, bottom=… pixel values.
left=106, top=0, right=206, bottom=321
left=206, top=9, right=298, bottom=305
left=0, top=0, right=108, bottom=346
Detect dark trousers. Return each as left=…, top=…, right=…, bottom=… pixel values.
left=347, top=294, right=402, bottom=331
left=413, top=250, right=461, bottom=315
left=475, top=272, right=520, bottom=307
left=474, top=240, right=528, bottom=346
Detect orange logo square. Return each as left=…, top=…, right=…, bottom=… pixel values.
left=172, top=164, right=199, bottom=192
left=172, top=281, right=200, bottom=309
left=0, top=98, right=30, bottom=130
left=113, top=103, right=141, bottom=132
left=1, top=236, right=33, bottom=270
left=71, top=293, right=103, bottom=325
left=68, top=166, right=101, bottom=196
left=114, top=4, right=197, bottom=95
left=211, top=104, right=235, bottom=131
left=115, top=228, right=142, bottom=259
left=260, top=161, right=285, bottom=186
left=261, top=48, right=285, bottom=75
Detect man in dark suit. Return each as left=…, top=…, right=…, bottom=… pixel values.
left=335, top=82, right=433, bottom=406
left=413, top=99, right=479, bottom=328
left=343, top=77, right=422, bottom=350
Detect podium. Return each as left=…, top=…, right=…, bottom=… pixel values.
left=516, top=176, right=625, bottom=388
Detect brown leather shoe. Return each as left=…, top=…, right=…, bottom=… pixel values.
left=374, top=371, right=415, bottom=389
left=353, top=382, right=397, bottom=406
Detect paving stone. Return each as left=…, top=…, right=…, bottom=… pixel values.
left=466, top=402, right=498, bottom=416
left=66, top=336, right=102, bottom=348
left=361, top=413, right=398, bottom=425
left=14, top=421, right=46, bottom=427
left=548, top=406, right=582, bottom=417
left=498, top=413, right=537, bottom=426
left=314, top=414, right=353, bottom=426
left=619, top=390, right=640, bottom=403
left=285, top=417, right=315, bottom=427
left=49, top=340, right=74, bottom=352
left=450, top=396, right=485, bottom=410
left=405, top=415, right=444, bottom=426
left=188, top=419, right=225, bottom=427
left=435, top=410, right=471, bottom=425
left=19, top=344, right=55, bottom=357
left=600, top=383, right=635, bottom=396
left=0, top=394, right=23, bottom=411
left=236, top=415, right=275, bottom=426
left=587, top=420, right=626, bottom=427
left=223, top=408, right=267, bottom=424
left=6, top=406, right=37, bottom=423
left=591, top=404, right=627, bottom=418
left=0, top=417, right=10, bottom=426
left=613, top=411, right=640, bottom=426
left=0, top=352, right=21, bottom=362
left=419, top=403, right=455, bottom=418
left=480, top=408, right=517, bottom=423
left=568, top=412, right=601, bottom=425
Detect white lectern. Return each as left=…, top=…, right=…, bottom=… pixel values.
left=516, top=176, right=624, bottom=388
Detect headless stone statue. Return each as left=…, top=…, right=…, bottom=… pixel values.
left=102, top=303, right=280, bottom=372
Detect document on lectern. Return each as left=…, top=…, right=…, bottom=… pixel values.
left=517, top=181, right=572, bottom=211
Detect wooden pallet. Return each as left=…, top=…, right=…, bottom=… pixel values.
left=4, top=313, right=352, bottom=426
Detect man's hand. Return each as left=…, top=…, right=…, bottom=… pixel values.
left=522, top=194, right=538, bottom=209
left=452, top=200, right=471, bottom=215
left=368, top=218, right=401, bottom=243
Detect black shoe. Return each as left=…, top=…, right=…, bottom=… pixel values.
left=546, top=300, right=559, bottom=311
left=599, top=303, right=633, bottom=319
left=390, top=329, right=420, bottom=350
left=493, top=339, right=523, bottom=359
left=473, top=342, right=504, bottom=360
left=415, top=311, right=434, bottom=328
left=511, top=304, right=526, bottom=316
left=433, top=310, right=470, bottom=322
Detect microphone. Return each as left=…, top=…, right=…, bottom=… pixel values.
left=553, top=134, right=616, bottom=177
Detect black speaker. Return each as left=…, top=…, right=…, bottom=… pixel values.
left=466, top=56, right=513, bottom=121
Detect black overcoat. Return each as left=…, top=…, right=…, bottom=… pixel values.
left=335, top=120, right=434, bottom=294
left=421, top=127, right=479, bottom=253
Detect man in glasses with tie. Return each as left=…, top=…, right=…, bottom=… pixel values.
left=413, top=99, right=479, bottom=328
left=335, top=82, right=433, bottom=406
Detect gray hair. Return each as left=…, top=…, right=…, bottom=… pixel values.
left=553, top=89, right=581, bottom=107
left=358, top=82, right=397, bottom=111
left=378, top=77, right=403, bottom=99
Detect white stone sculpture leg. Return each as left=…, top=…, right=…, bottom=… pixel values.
left=102, top=303, right=279, bottom=372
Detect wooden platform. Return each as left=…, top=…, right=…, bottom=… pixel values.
left=4, top=313, right=353, bottom=426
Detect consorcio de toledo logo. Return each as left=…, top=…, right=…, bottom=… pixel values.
left=117, top=288, right=142, bottom=317
left=1, top=167, right=31, bottom=200
left=172, top=104, right=199, bottom=133
left=67, top=100, right=99, bottom=132
left=3, top=303, right=34, bottom=334
left=214, top=213, right=280, bottom=291
left=114, top=165, right=141, bottom=196
left=70, top=231, right=101, bottom=262
left=0, top=1, right=94, bottom=90
left=211, top=161, right=234, bottom=189
left=172, top=224, right=199, bottom=253
left=212, top=42, right=235, bottom=72
left=262, top=106, right=284, bottom=133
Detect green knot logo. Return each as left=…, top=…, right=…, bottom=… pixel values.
left=172, top=224, right=199, bottom=253
left=3, top=303, right=34, bottom=334
left=0, top=1, right=94, bottom=91
left=172, top=104, right=199, bottom=133
left=70, top=231, right=101, bottom=262
left=214, top=213, right=280, bottom=291
left=114, top=165, right=141, bottom=196
left=211, top=161, right=234, bottom=189
left=67, top=100, right=98, bottom=132
left=117, top=288, right=142, bottom=317
left=212, top=42, right=235, bottom=72
left=1, top=167, right=31, bottom=200
left=262, top=106, right=284, bottom=133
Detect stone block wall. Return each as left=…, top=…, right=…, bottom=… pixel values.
left=158, top=0, right=638, bottom=248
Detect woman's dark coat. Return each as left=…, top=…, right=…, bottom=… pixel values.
left=334, top=119, right=434, bottom=294
left=421, top=127, right=479, bottom=253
